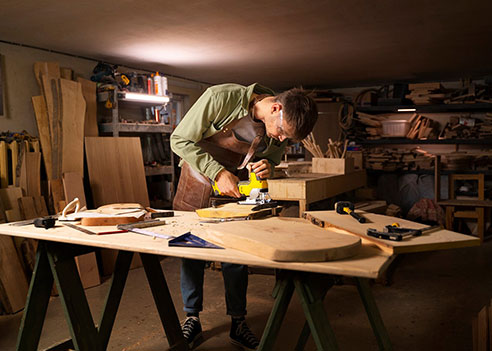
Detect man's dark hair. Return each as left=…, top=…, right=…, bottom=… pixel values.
left=276, top=88, right=318, bottom=141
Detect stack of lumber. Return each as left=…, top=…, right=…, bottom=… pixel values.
left=32, top=62, right=98, bottom=212
left=440, top=115, right=492, bottom=139
left=363, top=147, right=434, bottom=171
left=406, top=82, right=445, bottom=105
left=406, top=113, right=437, bottom=139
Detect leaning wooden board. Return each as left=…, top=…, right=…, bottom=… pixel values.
left=304, top=211, right=480, bottom=254
left=202, top=217, right=361, bottom=262
left=85, top=137, right=149, bottom=207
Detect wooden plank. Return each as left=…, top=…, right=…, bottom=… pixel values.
left=268, top=171, right=366, bottom=204
left=41, top=74, right=62, bottom=179
left=85, top=137, right=149, bottom=207
left=19, top=152, right=41, bottom=197
left=18, top=196, right=37, bottom=220
left=202, top=217, right=361, bottom=262
left=0, top=187, right=23, bottom=222
left=32, top=96, right=53, bottom=180
left=60, top=67, right=73, bottom=80
left=63, top=172, right=87, bottom=208
left=60, top=79, right=86, bottom=176
left=304, top=211, right=480, bottom=254
left=477, top=305, right=488, bottom=351
left=33, top=62, right=59, bottom=91
left=75, top=252, right=100, bottom=289
left=33, top=196, right=49, bottom=217
left=0, top=235, right=29, bottom=313
left=77, top=78, right=98, bottom=137
left=0, top=141, right=7, bottom=188
left=0, top=211, right=391, bottom=279
left=50, top=179, right=65, bottom=214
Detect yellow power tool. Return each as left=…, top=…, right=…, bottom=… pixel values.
left=212, top=171, right=276, bottom=209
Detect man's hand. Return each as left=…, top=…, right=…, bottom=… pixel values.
left=215, top=169, right=241, bottom=198
left=248, top=159, right=273, bottom=179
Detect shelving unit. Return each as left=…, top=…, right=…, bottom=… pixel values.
left=98, top=89, right=177, bottom=207
left=357, top=102, right=492, bottom=113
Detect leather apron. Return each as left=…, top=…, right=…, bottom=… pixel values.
left=173, top=97, right=269, bottom=211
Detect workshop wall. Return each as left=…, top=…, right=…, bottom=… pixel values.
left=0, top=42, right=94, bottom=134
left=0, top=42, right=207, bottom=136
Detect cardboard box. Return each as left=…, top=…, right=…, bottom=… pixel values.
left=312, top=158, right=354, bottom=174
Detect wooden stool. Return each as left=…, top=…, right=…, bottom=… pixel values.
left=439, top=174, right=491, bottom=243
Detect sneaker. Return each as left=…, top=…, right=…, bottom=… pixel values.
left=181, top=316, right=203, bottom=349
left=230, top=319, right=260, bottom=351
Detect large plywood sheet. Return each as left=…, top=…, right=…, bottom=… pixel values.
left=0, top=211, right=391, bottom=279
left=304, top=210, right=479, bottom=254
left=202, top=217, right=361, bottom=262
left=85, top=137, right=149, bottom=207
left=0, top=235, right=28, bottom=313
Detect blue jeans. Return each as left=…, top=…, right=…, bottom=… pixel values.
left=181, top=258, right=248, bottom=316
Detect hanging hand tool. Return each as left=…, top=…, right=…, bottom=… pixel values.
left=335, top=201, right=367, bottom=223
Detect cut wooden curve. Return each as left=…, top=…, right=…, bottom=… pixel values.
left=202, top=217, right=361, bottom=262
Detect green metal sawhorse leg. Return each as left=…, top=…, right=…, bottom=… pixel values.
left=258, top=270, right=338, bottom=351
left=293, top=276, right=392, bottom=351
left=258, top=271, right=392, bottom=351
left=16, top=241, right=188, bottom=351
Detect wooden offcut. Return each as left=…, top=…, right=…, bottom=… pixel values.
left=60, top=79, right=86, bottom=177
left=85, top=137, right=149, bottom=207
left=63, top=172, right=87, bottom=208
left=202, top=217, right=361, bottom=262
left=32, top=96, right=53, bottom=180
left=304, top=211, right=480, bottom=254
left=0, top=235, right=29, bottom=313
left=19, top=152, right=41, bottom=197
left=77, top=78, right=98, bottom=137
left=33, top=62, right=59, bottom=91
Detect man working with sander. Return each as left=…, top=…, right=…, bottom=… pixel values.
left=171, top=83, right=318, bottom=350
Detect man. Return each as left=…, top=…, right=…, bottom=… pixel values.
left=170, top=83, right=317, bottom=350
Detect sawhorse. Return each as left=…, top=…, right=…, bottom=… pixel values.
left=16, top=241, right=188, bottom=351
left=258, top=270, right=392, bottom=350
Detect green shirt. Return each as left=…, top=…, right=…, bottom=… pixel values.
left=171, top=83, right=288, bottom=181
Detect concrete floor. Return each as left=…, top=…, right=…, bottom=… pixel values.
left=1, top=240, right=492, bottom=351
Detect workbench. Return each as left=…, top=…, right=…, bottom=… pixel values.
left=0, top=211, right=477, bottom=351
left=268, top=170, right=367, bottom=216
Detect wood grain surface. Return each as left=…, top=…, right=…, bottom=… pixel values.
left=202, top=217, right=361, bottom=262
left=77, top=78, right=98, bottom=137
left=0, top=212, right=392, bottom=279
left=85, top=137, right=149, bottom=207
left=304, top=210, right=479, bottom=254
left=60, top=79, right=86, bottom=176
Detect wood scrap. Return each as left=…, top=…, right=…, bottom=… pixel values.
left=0, top=235, right=29, bottom=313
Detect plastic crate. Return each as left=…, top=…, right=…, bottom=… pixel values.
left=381, top=120, right=410, bottom=137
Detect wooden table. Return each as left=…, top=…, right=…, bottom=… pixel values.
left=0, top=211, right=476, bottom=351
left=268, top=170, right=367, bottom=216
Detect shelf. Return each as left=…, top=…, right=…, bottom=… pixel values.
left=356, top=103, right=492, bottom=113
left=99, top=123, right=174, bottom=134
left=367, top=169, right=492, bottom=176
left=355, top=138, right=492, bottom=145
left=145, top=165, right=174, bottom=176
